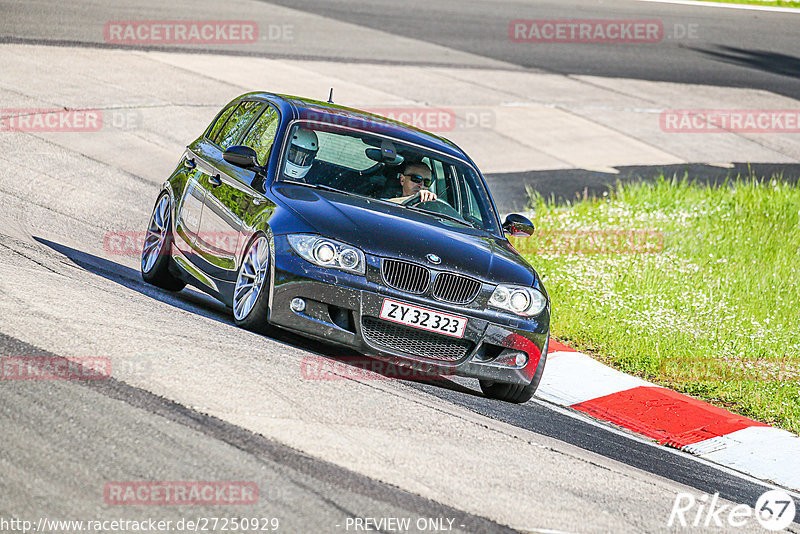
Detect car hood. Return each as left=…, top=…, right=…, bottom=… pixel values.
left=272, top=184, right=537, bottom=286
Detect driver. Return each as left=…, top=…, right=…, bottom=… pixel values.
left=284, top=128, right=319, bottom=180
left=388, top=162, right=437, bottom=203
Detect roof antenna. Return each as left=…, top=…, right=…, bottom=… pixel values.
left=327, top=88, right=334, bottom=104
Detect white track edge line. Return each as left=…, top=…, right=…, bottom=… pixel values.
left=637, top=0, right=800, bottom=13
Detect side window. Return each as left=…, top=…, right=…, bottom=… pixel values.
left=242, top=106, right=280, bottom=166
left=214, top=101, right=263, bottom=150
left=206, top=102, right=237, bottom=143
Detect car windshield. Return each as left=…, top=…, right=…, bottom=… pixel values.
left=277, top=122, right=500, bottom=234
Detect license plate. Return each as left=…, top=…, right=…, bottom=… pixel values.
left=379, top=298, right=467, bottom=338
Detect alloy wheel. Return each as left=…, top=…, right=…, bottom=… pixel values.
left=142, top=194, right=170, bottom=274
left=233, top=236, right=270, bottom=321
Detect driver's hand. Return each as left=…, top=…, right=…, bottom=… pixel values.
left=419, top=190, right=438, bottom=202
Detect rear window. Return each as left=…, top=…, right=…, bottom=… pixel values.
left=213, top=101, right=263, bottom=149
left=206, top=103, right=237, bottom=143
left=242, top=106, right=280, bottom=166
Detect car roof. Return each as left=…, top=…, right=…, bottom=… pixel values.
left=243, top=91, right=472, bottom=163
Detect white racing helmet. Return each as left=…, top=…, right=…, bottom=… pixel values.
left=285, top=128, right=318, bottom=179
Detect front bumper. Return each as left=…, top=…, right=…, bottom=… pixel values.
left=268, top=236, right=549, bottom=385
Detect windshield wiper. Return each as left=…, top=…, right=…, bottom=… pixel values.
left=404, top=206, right=476, bottom=228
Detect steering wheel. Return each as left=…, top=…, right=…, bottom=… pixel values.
left=401, top=192, right=424, bottom=206
left=401, top=193, right=469, bottom=222
left=401, top=192, right=449, bottom=207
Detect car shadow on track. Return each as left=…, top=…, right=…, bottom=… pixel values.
left=691, top=45, right=800, bottom=80
left=34, top=237, right=481, bottom=397
left=35, top=237, right=234, bottom=325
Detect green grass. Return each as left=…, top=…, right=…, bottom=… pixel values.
left=695, top=0, right=800, bottom=7
left=514, top=176, right=800, bottom=433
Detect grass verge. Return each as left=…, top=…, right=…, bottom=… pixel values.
left=513, top=176, right=800, bottom=433
left=695, top=0, right=800, bottom=7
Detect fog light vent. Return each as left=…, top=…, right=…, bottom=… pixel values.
left=328, top=305, right=355, bottom=333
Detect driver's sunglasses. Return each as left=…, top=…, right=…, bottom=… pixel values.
left=406, top=173, right=433, bottom=187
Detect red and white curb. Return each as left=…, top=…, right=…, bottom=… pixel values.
left=539, top=340, right=800, bottom=491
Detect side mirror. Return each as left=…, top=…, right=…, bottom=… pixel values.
left=503, top=214, right=535, bottom=237
left=223, top=145, right=258, bottom=168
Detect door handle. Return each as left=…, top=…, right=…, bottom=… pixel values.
left=209, top=174, right=222, bottom=187
left=184, top=158, right=196, bottom=169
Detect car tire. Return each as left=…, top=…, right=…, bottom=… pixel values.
left=479, top=347, right=548, bottom=403
left=479, top=380, right=537, bottom=403
left=141, top=192, right=186, bottom=292
left=232, top=233, right=271, bottom=332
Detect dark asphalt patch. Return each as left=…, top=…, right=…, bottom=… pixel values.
left=0, top=331, right=518, bottom=534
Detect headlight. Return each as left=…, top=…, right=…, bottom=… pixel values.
left=489, top=284, right=547, bottom=316
left=287, top=234, right=366, bottom=275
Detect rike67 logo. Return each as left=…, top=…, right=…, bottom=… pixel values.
left=668, top=489, right=796, bottom=531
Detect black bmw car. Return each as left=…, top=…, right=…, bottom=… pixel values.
left=141, top=91, right=550, bottom=403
